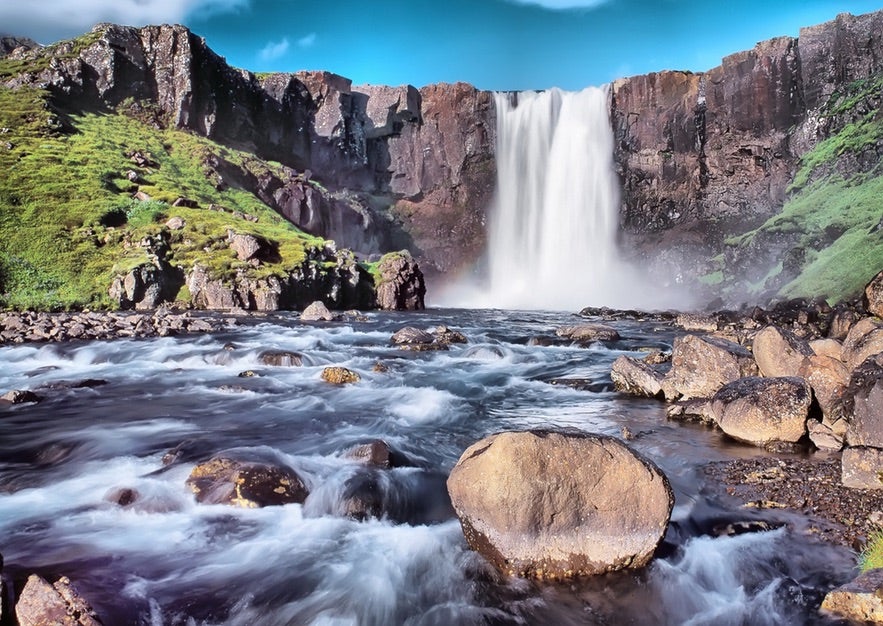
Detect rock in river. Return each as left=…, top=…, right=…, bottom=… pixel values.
left=186, top=453, right=309, bottom=507
left=446, top=430, right=673, bottom=579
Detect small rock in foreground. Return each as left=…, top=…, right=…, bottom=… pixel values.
left=821, top=568, right=883, bottom=623
left=321, top=367, right=361, bottom=384
left=15, top=574, right=102, bottom=626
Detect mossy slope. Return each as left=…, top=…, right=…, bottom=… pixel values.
left=0, top=86, right=348, bottom=310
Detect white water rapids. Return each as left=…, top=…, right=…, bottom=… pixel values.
left=442, top=86, right=687, bottom=311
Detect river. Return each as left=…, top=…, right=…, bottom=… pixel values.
left=0, top=309, right=855, bottom=625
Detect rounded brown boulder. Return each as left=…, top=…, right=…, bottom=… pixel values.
left=186, top=453, right=309, bottom=507
left=446, top=430, right=674, bottom=579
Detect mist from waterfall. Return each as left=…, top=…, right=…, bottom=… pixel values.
left=440, top=86, right=687, bottom=311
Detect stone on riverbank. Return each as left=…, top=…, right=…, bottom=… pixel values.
left=821, top=568, right=883, bottom=623
left=661, top=334, right=759, bottom=401
left=845, top=354, right=883, bottom=448
left=752, top=325, right=813, bottom=378
left=446, top=430, right=673, bottom=579
left=15, top=574, right=102, bottom=626
left=186, top=454, right=309, bottom=507
left=842, top=318, right=883, bottom=372
left=865, top=269, right=883, bottom=319
left=611, top=356, right=664, bottom=398
left=258, top=351, right=304, bottom=367
left=842, top=447, right=883, bottom=489
left=711, top=376, right=812, bottom=447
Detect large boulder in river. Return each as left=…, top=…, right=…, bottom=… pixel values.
left=15, top=574, right=102, bottom=626
left=611, top=356, right=664, bottom=398
left=711, top=376, right=812, bottom=447
left=752, top=325, right=813, bottom=377
left=375, top=251, right=425, bottom=311
left=186, top=453, right=309, bottom=507
left=661, top=335, right=759, bottom=401
left=446, top=430, right=673, bottom=579
left=842, top=447, right=883, bottom=489
left=300, top=300, right=335, bottom=321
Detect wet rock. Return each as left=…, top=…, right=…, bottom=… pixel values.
left=752, top=325, right=813, bottom=378
left=0, top=389, right=42, bottom=404
left=186, top=454, right=309, bottom=507
left=390, top=326, right=445, bottom=351
left=258, top=351, right=303, bottom=367
left=15, top=574, right=102, bottom=626
left=321, top=366, right=360, bottom=384
left=300, top=300, right=334, bottom=321
left=821, top=567, right=883, bottom=623
left=829, top=307, right=860, bottom=341
left=105, top=487, right=139, bottom=506
left=375, top=251, right=425, bottom=311
left=434, top=325, right=467, bottom=345
left=711, top=376, right=812, bottom=447
left=611, top=356, right=664, bottom=398
left=661, top=334, right=759, bottom=401
left=865, top=270, right=883, bottom=319
left=842, top=447, right=883, bottom=489
left=345, top=440, right=393, bottom=468
left=237, top=370, right=259, bottom=378
left=546, top=378, right=603, bottom=392
left=340, top=471, right=384, bottom=521
left=556, top=323, right=621, bottom=343
left=446, top=430, right=674, bottom=578
left=710, top=520, right=783, bottom=537
left=845, top=354, right=883, bottom=448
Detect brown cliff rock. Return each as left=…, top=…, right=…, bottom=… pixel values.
left=375, top=251, right=426, bottom=310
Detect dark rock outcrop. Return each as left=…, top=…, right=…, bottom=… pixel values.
left=446, top=430, right=674, bottom=579
left=375, top=251, right=425, bottom=310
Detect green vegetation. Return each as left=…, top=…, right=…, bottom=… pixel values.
left=860, top=529, right=883, bottom=572
left=0, top=86, right=325, bottom=310
left=720, top=78, right=883, bottom=304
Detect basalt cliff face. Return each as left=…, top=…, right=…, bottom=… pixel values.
left=611, top=10, right=883, bottom=303
left=2, top=23, right=496, bottom=279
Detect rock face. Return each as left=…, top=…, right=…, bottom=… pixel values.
left=611, top=10, right=883, bottom=298
left=446, top=430, right=674, bottom=579
left=611, top=356, right=664, bottom=398
left=752, top=326, right=813, bottom=378
left=375, top=251, right=426, bottom=310
left=2, top=24, right=496, bottom=278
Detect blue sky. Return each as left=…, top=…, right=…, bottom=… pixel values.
left=2, top=0, right=880, bottom=90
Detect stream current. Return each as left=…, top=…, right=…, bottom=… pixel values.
left=0, top=309, right=856, bottom=625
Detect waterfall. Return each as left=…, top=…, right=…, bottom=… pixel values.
left=442, top=85, right=682, bottom=311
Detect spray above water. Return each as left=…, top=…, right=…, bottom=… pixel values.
left=442, top=86, right=688, bottom=311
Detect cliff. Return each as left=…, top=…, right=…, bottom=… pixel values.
left=611, top=10, right=883, bottom=304
left=1, top=24, right=495, bottom=278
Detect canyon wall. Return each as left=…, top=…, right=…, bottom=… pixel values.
left=611, top=10, right=883, bottom=298
left=2, top=24, right=496, bottom=277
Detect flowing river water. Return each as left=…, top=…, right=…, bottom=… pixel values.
left=0, top=309, right=857, bottom=625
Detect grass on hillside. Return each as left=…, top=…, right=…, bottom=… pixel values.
left=860, top=529, right=883, bottom=572
left=0, top=86, right=327, bottom=310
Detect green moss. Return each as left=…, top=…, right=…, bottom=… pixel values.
left=698, top=270, right=723, bottom=286
left=0, top=85, right=325, bottom=310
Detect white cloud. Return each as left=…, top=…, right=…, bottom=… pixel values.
left=297, top=33, right=317, bottom=48
left=0, top=0, right=248, bottom=44
left=259, top=37, right=290, bottom=61
left=506, top=0, right=609, bottom=9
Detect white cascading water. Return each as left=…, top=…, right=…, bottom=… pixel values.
left=444, top=86, right=683, bottom=311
